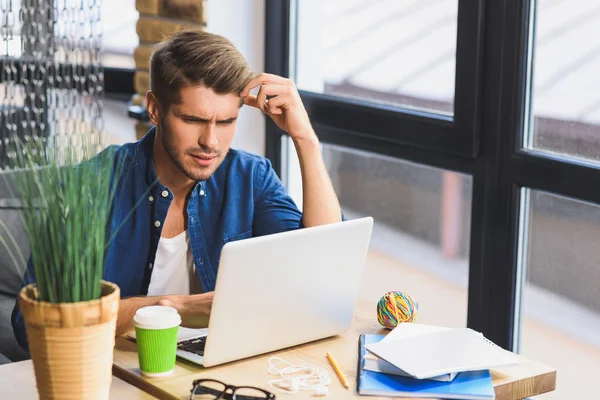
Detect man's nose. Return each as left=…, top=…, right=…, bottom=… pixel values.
left=198, top=124, right=218, bottom=149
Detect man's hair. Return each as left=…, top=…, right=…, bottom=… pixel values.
left=149, top=30, right=254, bottom=107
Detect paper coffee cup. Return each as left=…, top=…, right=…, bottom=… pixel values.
left=133, top=305, right=181, bottom=377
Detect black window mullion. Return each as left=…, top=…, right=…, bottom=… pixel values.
left=468, top=0, right=532, bottom=349
left=300, top=91, right=469, bottom=156
left=509, top=151, right=600, bottom=205
left=454, top=0, right=486, bottom=157
left=313, top=123, right=474, bottom=174
left=264, top=0, right=291, bottom=177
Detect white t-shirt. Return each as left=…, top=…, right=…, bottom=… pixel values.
left=147, top=230, right=203, bottom=296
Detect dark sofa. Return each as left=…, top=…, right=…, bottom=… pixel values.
left=0, top=176, right=31, bottom=363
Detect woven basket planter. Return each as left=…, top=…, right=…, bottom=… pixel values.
left=18, top=281, right=120, bottom=400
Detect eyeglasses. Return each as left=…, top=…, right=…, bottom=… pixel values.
left=190, top=379, right=276, bottom=400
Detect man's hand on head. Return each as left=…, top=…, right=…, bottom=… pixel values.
left=240, top=73, right=341, bottom=228
left=240, top=73, right=317, bottom=144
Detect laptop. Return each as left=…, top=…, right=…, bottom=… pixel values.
left=132, top=217, right=374, bottom=367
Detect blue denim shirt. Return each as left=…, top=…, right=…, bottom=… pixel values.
left=12, top=127, right=304, bottom=350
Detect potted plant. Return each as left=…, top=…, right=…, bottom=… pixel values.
left=2, top=134, right=123, bottom=400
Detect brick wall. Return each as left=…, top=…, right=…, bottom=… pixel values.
left=133, top=0, right=207, bottom=139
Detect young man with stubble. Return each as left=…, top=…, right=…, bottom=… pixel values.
left=13, top=30, right=343, bottom=349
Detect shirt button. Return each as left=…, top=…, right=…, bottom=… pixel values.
left=148, top=263, right=153, bottom=270
left=154, top=220, right=161, bottom=228
left=199, top=189, right=205, bottom=196
left=161, top=190, right=169, bottom=198
left=148, top=195, right=154, bottom=202
left=198, top=257, right=204, bottom=265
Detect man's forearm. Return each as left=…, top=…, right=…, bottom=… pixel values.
left=116, top=296, right=163, bottom=336
left=294, top=134, right=342, bottom=227
left=116, top=292, right=214, bottom=336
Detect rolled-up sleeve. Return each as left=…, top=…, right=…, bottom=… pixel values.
left=251, top=159, right=346, bottom=236
left=252, top=159, right=303, bottom=236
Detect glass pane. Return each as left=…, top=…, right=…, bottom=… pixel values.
left=518, top=189, right=600, bottom=399
left=283, top=137, right=472, bottom=327
left=527, top=0, right=600, bottom=161
left=102, top=0, right=137, bottom=68
left=294, top=0, right=458, bottom=115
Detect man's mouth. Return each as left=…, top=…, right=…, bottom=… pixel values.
left=190, top=154, right=217, bottom=166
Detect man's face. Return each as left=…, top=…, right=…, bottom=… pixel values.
left=150, top=86, right=241, bottom=182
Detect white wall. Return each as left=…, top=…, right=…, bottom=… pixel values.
left=207, top=0, right=266, bottom=157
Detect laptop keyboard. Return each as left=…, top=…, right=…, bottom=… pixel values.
left=177, top=336, right=207, bottom=356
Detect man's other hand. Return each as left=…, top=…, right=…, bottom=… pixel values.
left=157, top=292, right=214, bottom=329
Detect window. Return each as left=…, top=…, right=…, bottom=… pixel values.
left=294, top=0, right=459, bottom=114
left=517, top=190, right=600, bottom=398
left=526, top=0, right=600, bottom=162
left=283, top=138, right=472, bottom=327
left=511, top=2, right=600, bottom=396
left=267, top=3, right=600, bottom=389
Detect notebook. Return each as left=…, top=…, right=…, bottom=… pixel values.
left=358, top=334, right=496, bottom=399
left=366, top=328, right=519, bottom=380
left=364, top=324, right=456, bottom=382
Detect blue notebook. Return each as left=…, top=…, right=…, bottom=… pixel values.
left=358, top=334, right=496, bottom=399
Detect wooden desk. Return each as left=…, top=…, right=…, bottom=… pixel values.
left=112, top=301, right=556, bottom=400
left=0, top=359, right=157, bottom=399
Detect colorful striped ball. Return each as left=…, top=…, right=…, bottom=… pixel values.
left=376, top=291, right=418, bottom=329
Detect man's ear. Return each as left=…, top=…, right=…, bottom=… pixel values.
left=146, top=91, right=162, bottom=126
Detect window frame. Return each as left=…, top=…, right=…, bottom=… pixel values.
left=265, top=0, right=600, bottom=350
left=292, top=1, right=485, bottom=159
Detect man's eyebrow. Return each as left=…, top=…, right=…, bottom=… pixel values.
left=217, top=117, right=237, bottom=123
left=180, top=114, right=210, bottom=122
left=180, top=114, right=237, bottom=123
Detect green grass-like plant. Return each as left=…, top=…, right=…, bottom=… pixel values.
left=1, top=134, right=122, bottom=303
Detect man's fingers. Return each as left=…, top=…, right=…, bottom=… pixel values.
left=240, top=73, right=291, bottom=97
left=260, top=84, right=288, bottom=97
left=256, top=87, right=268, bottom=113
left=243, top=95, right=272, bottom=114
left=244, top=85, right=291, bottom=115
left=254, top=85, right=286, bottom=113
left=243, top=94, right=260, bottom=109
left=245, top=95, right=284, bottom=115
left=266, top=95, right=288, bottom=114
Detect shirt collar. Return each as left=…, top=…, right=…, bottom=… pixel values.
left=136, top=126, right=205, bottom=196
left=135, top=126, right=160, bottom=192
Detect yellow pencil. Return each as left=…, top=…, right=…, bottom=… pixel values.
left=326, top=352, right=349, bottom=389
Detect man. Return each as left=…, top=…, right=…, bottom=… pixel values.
left=12, top=30, right=342, bottom=349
